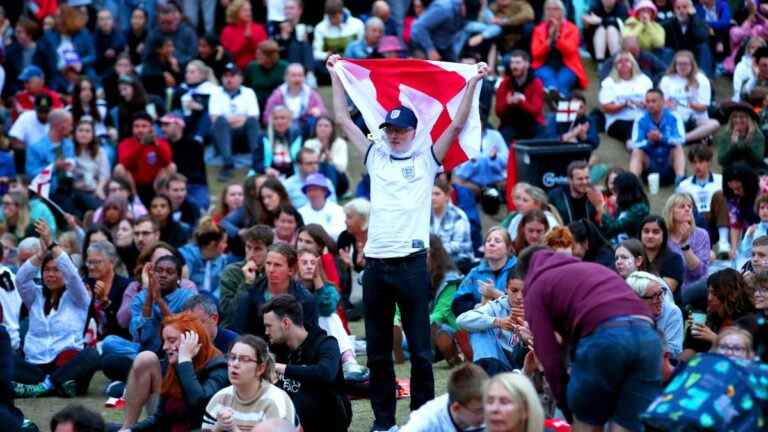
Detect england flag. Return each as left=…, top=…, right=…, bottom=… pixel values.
left=333, top=58, right=483, bottom=170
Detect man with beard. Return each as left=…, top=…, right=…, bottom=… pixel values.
left=495, top=50, right=545, bottom=142
left=262, top=294, right=351, bottom=432
left=115, top=112, right=175, bottom=206
left=547, top=160, right=598, bottom=225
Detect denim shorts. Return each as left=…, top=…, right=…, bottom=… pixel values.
left=567, top=316, right=663, bottom=432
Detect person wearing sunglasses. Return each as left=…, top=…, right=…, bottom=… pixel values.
left=202, top=334, right=298, bottom=431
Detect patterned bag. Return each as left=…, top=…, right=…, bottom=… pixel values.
left=641, top=353, right=768, bottom=431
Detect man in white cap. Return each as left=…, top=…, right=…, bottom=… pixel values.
left=327, top=53, right=487, bottom=431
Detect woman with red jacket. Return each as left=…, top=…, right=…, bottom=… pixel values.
left=221, top=0, right=268, bottom=71
left=531, top=0, right=588, bottom=98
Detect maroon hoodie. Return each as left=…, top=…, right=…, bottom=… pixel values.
left=523, top=250, right=652, bottom=407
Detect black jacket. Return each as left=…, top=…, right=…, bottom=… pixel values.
left=275, top=327, right=351, bottom=432
left=548, top=186, right=596, bottom=226
left=664, top=14, right=710, bottom=51
left=233, top=278, right=319, bottom=339
left=132, top=355, right=229, bottom=431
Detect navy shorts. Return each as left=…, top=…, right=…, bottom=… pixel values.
left=567, top=316, right=663, bottom=431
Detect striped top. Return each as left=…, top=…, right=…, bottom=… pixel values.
left=202, top=382, right=299, bottom=431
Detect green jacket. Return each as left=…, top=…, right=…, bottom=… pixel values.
left=394, top=272, right=461, bottom=331
left=600, top=202, right=650, bottom=241
left=715, top=128, right=766, bottom=169
left=218, top=260, right=263, bottom=329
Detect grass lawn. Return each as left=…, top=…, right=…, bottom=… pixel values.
left=15, top=59, right=734, bottom=430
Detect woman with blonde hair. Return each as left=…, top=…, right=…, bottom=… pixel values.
left=659, top=51, right=720, bottom=144
left=2, top=191, right=32, bottom=239
left=484, top=373, right=544, bottom=432
left=221, top=0, right=268, bottom=70
left=715, top=102, right=765, bottom=170
left=663, top=192, right=710, bottom=293
left=503, top=183, right=561, bottom=238
left=599, top=51, right=653, bottom=144
left=711, top=327, right=755, bottom=360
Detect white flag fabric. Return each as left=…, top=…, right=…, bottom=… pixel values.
left=334, top=58, right=482, bottom=170
left=29, top=163, right=53, bottom=198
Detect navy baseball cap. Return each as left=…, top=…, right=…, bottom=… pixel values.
left=379, top=106, right=417, bottom=130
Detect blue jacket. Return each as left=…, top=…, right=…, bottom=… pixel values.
left=453, top=128, right=508, bottom=187
left=452, top=256, right=517, bottom=317
left=129, top=286, right=197, bottom=352
left=630, top=108, right=685, bottom=169
left=411, top=0, right=466, bottom=56
left=38, top=29, right=97, bottom=90
left=179, top=244, right=237, bottom=298
left=695, top=0, right=731, bottom=31
left=26, top=136, right=76, bottom=193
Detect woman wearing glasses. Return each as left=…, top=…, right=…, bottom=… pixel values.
left=625, top=271, right=684, bottom=359
left=202, top=335, right=298, bottom=431
left=710, top=327, right=755, bottom=361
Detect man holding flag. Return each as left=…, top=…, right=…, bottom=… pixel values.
left=327, top=53, right=487, bottom=431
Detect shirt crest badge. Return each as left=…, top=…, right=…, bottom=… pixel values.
left=402, top=166, right=414, bottom=179
left=391, top=110, right=400, bottom=119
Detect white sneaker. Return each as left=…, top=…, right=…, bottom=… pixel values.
left=343, top=360, right=368, bottom=382
left=717, top=242, right=731, bottom=259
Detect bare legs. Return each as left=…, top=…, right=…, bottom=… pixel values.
left=685, top=118, right=720, bottom=143
left=593, top=26, right=622, bottom=61
left=121, top=351, right=162, bottom=428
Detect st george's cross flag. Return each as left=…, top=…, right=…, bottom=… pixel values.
left=333, top=59, right=483, bottom=170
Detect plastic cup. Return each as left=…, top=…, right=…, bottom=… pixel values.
left=647, top=172, right=660, bottom=195
left=691, top=312, right=707, bottom=326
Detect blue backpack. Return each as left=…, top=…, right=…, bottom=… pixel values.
left=641, top=353, right=768, bottom=431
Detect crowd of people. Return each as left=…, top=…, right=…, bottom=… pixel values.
left=0, top=0, right=766, bottom=431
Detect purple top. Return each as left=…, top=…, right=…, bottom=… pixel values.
left=523, top=250, right=652, bottom=407
left=668, top=227, right=711, bottom=290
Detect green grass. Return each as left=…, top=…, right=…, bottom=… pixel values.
left=15, top=59, right=735, bottom=430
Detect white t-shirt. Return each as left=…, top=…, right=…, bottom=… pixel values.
left=9, top=110, right=48, bottom=146
left=598, top=73, right=653, bottom=128
left=364, top=141, right=441, bottom=258
left=0, top=265, right=21, bottom=350
left=676, top=173, right=723, bottom=214
left=267, top=0, right=286, bottom=22
left=659, top=72, right=711, bottom=122
left=298, top=201, right=346, bottom=240
left=209, top=85, right=260, bottom=118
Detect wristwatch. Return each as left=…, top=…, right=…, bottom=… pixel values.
left=681, top=244, right=691, bottom=251
left=47, top=241, right=59, bottom=252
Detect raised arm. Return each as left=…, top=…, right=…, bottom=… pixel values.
left=326, top=55, right=369, bottom=155
left=432, top=63, right=489, bottom=163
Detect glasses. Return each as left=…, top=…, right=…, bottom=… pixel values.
left=755, top=287, right=768, bottom=295
left=227, top=354, right=259, bottom=364
left=642, top=291, right=664, bottom=302
left=717, top=344, right=748, bottom=356
left=2, top=200, right=16, bottom=207
left=85, top=259, right=105, bottom=267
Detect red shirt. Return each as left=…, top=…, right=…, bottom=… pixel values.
left=221, top=22, right=268, bottom=70
left=13, top=88, right=64, bottom=118
left=117, top=137, right=173, bottom=186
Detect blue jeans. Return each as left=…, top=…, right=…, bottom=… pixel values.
left=102, top=335, right=140, bottom=359
left=212, top=116, right=261, bottom=167
left=186, top=184, right=210, bottom=213
left=535, top=65, right=577, bottom=98
left=363, top=251, right=434, bottom=429
left=469, top=328, right=514, bottom=371
left=567, top=316, right=662, bottom=431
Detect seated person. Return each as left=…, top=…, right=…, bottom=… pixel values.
left=675, top=145, right=724, bottom=233
left=156, top=173, right=201, bottom=229
left=542, top=92, right=599, bottom=150
left=598, top=36, right=667, bottom=82
left=313, top=0, right=364, bottom=69
left=0, top=325, right=23, bottom=429
left=148, top=194, right=191, bottom=249
left=716, top=102, right=766, bottom=171
left=219, top=224, right=273, bottom=328
left=494, top=50, right=545, bottom=142
left=159, top=115, right=209, bottom=213
left=457, top=274, right=528, bottom=375
left=488, top=0, right=535, bottom=54
left=233, top=244, right=318, bottom=338
left=202, top=335, right=299, bottom=431
left=621, top=0, right=665, bottom=53
left=295, top=248, right=366, bottom=380
left=120, top=311, right=228, bottom=431
left=209, top=62, right=261, bottom=180
left=12, top=221, right=99, bottom=398
left=274, top=0, right=314, bottom=72
left=283, top=148, right=338, bottom=209
left=547, top=160, right=597, bottom=226
left=182, top=295, right=239, bottom=358
left=452, top=227, right=517, bottom=317
left=344, top=16, right=385, bottom=59
left=263, top=63, right=327, bottom=138
left=253, top=106, right=303, bottom=178
left=659, top=51, right=719, bottom=145
left=243, top=40, right=289, bottom=115
left=738, top=194, right=768, bottom=265
left=695, top=0, right=731, bottom=63
left=581, top=0, right=628, bottom=64
left=502, top=182, right=562, bottom=237
left=531, top=0, right=588, bottom=98
left=431, top=178, right=475, bottom=274
left=599, top=52, right=653, bottom=145
left=84, top=240, right=134, bottom=342
left=179, top=219, right=234, bottom=298
left=453, top=123, right=508, bottom=198
left=297, top=173, right=345, bottom=240
left=628, top=88, right=686, bottom=186
left=569, top=219, right=616, bottom=268
left=399, top=363, right=488, bottom=432
left=626, top=271, right=684, bottom=358
left=662, top=0, right=713, bottom=76
left=262, top=294, right=352, bottom=432
left=172, top=60, right=217, bottom=143
left=115, top=112, right=174, bottom=206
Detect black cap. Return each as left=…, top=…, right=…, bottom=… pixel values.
left=34, top=93, right=53, bottom=112
left=223, top=62, right=240, bottom=75
left=379, top=106, right=417, bottom=130
left=132, top=111, right=153, bottom=124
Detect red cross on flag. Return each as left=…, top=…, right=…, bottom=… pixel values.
left=334, top=59, right=483, bottom=170
left=29, top=163, right=53, bottom=198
